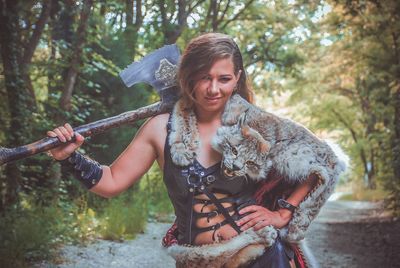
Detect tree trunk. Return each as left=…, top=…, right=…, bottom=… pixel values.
left=391, top=26, right=400, bottom=190
left=21, top=0, right=52, bottom=66
left=158, top=0, right=188, bottom=44
left=124, top=0, right=143, bottom=60
left=59, top=0, right=93, bottom=110
left=0, top=0, right=35, bottom=209
left=393, top=83, right=400, bottom=182
left=48, top=0, right=74, bottom=93
left=211, top=0, right=218, bottom=31
left=19, top=0, right=52, bottom=109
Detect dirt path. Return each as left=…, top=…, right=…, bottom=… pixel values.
left=307, top=201, right=399, bottom=268
left=38, top=201, right=399, bottom=268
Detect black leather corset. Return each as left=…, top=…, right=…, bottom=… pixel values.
left=162, top=115, right=256, bottom=244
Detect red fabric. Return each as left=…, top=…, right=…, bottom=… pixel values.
left=162, top=222, right=178, bottom=247
left=254, top=176, right=283, bottom=205
left=291, top=244, right=308, bottom=268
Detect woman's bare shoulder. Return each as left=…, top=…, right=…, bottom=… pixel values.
left=138, top=113, right=169, bottom=141
left=145, top=113, right=169, bottom=130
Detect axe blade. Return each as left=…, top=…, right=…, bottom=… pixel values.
left=119, top=44, right=181, bottom=92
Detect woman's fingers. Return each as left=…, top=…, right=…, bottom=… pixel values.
left=239, top=215, right=267, bottom=231
left=45, top=124, right=85, bottom=161
left=238, top=205, right=259, bottom=215
left=74, top=133, right=85, bottom=146
left=47, top=130, right=57, bottom=137
left=64, top=123, right=76, bottom=141
left=237, top=211, right=263, bottom=226
left=253, top=220, right=270, bottom=231
left=53, top=128, right=66, bottom=142
left=64, top=123, right=74, bottom=135
left=59, top=126, right=72, bottom=141
left=236, top=205, right=274, bottom=231
left=48, top=124, right=76, bottom=142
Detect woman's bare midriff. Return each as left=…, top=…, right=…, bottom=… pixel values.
left=193, top=193, right=240, bottom=245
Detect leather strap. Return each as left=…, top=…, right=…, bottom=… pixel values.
left=200, top=187, right=242, bottom=234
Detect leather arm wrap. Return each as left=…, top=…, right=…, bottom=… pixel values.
left=60, top=151, right=103, bottom=189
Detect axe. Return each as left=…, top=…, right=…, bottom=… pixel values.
left=0, top=44, right=181, bottom=165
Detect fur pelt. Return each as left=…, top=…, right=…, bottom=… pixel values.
left=165, top=95, right=348, bottom=267
left=219, top=94, right=348, bottom=242
left=169, top=99, right=200, bottom=166
left=168, top=226, right=277, bottom=268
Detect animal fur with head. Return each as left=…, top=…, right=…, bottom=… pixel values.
left=165, top=95, right=348, bottom=267
left=166, top=98, right=279, bottom=268
left=212, top=94, right=348, bottom=242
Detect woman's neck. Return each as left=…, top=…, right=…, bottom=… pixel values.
left=195, top=108, right=223, bottom=125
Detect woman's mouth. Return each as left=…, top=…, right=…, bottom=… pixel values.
left=205, top=97, right=221, bottom=103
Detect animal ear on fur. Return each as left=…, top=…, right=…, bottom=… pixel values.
left=257, top=140, right=270, bottom=153
left=241, top=125, right=270, bottom=153
left=241, top=125, right=251, bottom=138
left=223, top=95, right=250, bottom=125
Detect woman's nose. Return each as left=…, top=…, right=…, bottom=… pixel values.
left=208, top=79, right=219, bottom=94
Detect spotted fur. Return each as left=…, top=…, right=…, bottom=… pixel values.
left=164, top=95, right=348, bottom=267
left=213, top=94, right=349, bottom=242
left=168, top=226, right=277, bottom=268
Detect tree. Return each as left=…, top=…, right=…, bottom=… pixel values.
left=0, top=0, right=36, bottom=209
left=286, top=0, right=400, bottom=211
left=60, top=0, right=94, bottom=110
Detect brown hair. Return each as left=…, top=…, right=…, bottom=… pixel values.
left=178, top=33, right=253, bottom=109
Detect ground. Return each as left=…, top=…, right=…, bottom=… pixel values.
left=37, top=200, right=399, bottom=268
left=306, top=201, right=399, bottom=268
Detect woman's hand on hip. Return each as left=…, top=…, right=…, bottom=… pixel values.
left=47, top=123, right=84, bottom=161
left=236, top=205, right=292, bottom=231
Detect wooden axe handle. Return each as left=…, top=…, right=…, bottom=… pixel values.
left=0, top=101, right=171, bottom=165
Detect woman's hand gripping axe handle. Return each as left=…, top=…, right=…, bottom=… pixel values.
left=0, top=44, right=181, bottom=165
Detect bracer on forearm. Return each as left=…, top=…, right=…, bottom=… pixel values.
left=60, top=152, right=103, bottom=189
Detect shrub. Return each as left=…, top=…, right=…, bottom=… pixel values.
left=98, top=190, right=148, bottom=241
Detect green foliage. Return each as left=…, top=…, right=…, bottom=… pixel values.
left=2, top=0, right=400, bottom=265
left=140, top=165, right=174, bottom=222
left=283, top=0, right=400, bottom=213
left=0, top=207, right=55, bottom=267
left=98, top=189, right=148, bottom=241
left=0, top=176, right=169, bottom=266
left=96, top=165, right=172, bottom=241
left=339, top=182, right=388, bottom=202
left=0, top=196, right=93, bottom=267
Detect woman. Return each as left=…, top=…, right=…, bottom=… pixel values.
left=48, top=33, right=318, bottom=267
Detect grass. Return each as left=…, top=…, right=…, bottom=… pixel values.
left=98, top=191, right=148, bottom=241
left=0, top=165, right=174, bottom=266
left=338, top=182, right=388, bottom=202
left=0, top=205, right=65, bottom=267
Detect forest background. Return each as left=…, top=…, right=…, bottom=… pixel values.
left=0, top=0, right=399, bottom=266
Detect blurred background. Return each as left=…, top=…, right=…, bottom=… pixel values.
left=0, top=0, right=399, bottom=266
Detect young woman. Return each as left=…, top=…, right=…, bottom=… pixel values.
left=48, top=33, right=317, bottom=267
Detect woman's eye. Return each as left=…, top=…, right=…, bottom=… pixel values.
left=220, top=77, right=231, bottom=83
left=231, top=147, right=238, bottom=155
left=246, top=160, right=256, bottom=166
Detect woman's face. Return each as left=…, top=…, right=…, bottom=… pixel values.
left=193, top=57, right=241, bottom=115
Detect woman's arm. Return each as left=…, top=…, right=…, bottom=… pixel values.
left=236, top=174, right=319, bottom=231
left=91, top=118, right=159, bottom=197
left=48, top=114, right=168, bottom=198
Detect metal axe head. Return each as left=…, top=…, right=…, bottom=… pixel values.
left=119, top=44, right=181, bottom=104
